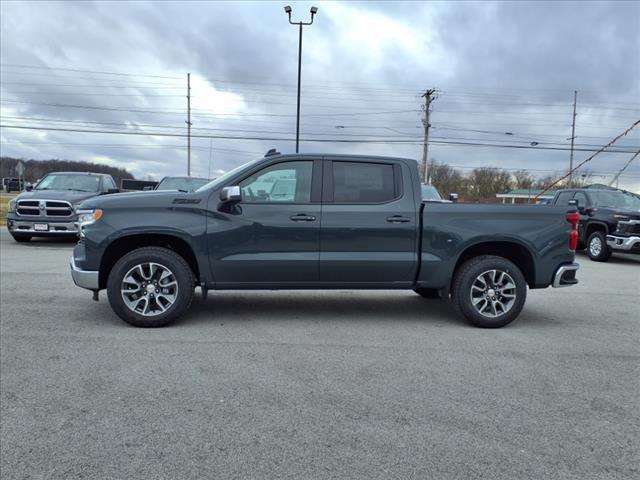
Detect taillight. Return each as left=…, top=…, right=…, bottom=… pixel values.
left=566, top=212, right=579, bottom=250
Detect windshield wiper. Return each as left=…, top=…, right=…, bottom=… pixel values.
left=66, top=188, right=91, bottom=192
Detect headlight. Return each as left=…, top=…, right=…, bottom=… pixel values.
left=7, top=199, right=16, bottom=213
left=76, top=209, right=103, bottom=237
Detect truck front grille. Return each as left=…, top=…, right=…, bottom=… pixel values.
left=616, top=220, right=640, bottom=235
left=16, top=199, right=74, bottom=217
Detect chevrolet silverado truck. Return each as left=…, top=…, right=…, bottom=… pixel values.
left=70, top=152, right=580, bottom=328
left=550, top=188, right=640, bottom=261
left=6, top=171, right=119, bottom=242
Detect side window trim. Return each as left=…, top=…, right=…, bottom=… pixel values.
left=323, top=159, right=403, bottom=205
left=237, top=159, right=318, bottom=205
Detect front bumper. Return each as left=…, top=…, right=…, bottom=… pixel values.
left=552, top=262, right=580, bottom=288
left=70, top=255, right=99, bottom=290
left=7, top=216, right=78, bottom=235
left=606, top=234, right=640, bottom=253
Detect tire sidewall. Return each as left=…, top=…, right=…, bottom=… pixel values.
left=107, top=248, right=194, bottom=327
left=454, top=256, right=527, bottom=328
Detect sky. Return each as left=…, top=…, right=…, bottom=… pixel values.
left=1, top=0, right=639, bottom=191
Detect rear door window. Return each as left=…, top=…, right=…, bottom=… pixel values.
left=332, top=162, right=397, bottom=203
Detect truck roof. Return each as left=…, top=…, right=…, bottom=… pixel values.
left=265, top=153, right=419, bottom=164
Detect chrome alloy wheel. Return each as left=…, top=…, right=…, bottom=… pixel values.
left=589, top=236, right=602, bottom=257
left=470, top=269, right=517, bottom=318
left=121, top=262, right=179, bottom=316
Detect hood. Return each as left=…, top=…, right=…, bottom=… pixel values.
left=78, top=190, right=204, bottom=210
left=14, top=189, right=99, bottom=205
left=598, top=206, right=640, bottom=219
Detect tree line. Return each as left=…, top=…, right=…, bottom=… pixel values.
left=426, top=161, right=594, bottom=202
left=0, top=157, right=134, bottom=186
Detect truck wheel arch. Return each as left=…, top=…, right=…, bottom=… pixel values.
left=452, top=241, right=536, bottom=289
left=585, top=221, right=608, bottom=239
left=99, top=233, right=200, bottom=289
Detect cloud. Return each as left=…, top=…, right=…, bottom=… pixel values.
left=1, top=0, right=638, bottom=190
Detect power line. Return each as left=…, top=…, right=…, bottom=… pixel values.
left=2, top=124, right=638, bottom=154
left=536, top=119, right=640, bottom=198
left=0, top=63, right=183, bottom=80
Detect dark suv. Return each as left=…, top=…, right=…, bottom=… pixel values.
left=551, top=188, right=640, bottom=261
left=6, top=172, right=119, bottom=242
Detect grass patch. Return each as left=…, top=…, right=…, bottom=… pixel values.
left=0, top=192, right=18, bottom=224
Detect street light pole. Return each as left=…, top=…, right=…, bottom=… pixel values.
left=284, top=5, right=318, bottom=154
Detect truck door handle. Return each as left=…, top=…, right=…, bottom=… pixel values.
left=386, top=215, right=410, bottom=223
left=290, top=214, right=316, bottom=222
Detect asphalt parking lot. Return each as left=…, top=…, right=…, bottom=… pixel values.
left=1, top=228, right=638, bottom=480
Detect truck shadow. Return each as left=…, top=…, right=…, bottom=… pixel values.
left=182, top=293, right=471, bottom=328
left=576, top=251, right=640, bottom=265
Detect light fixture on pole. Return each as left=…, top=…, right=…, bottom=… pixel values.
left=284, top=5, right=318, bottom=153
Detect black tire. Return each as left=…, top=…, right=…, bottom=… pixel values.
left=414, top=288, right=441, bottom=299
left=11, top=234, right=31, bottom=242
left=451, top=255, right=527, bottom=328
left=586, top=231, right=611, bottom=262
left=107, top=247, right=195, bottom=327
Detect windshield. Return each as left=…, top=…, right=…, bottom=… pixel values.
left=157, top=177, right=209, bottom=192
left=195, top=158, right=262, bottom=192
left=421, top=184, right=442, bottom=200
left=592, top=191, right=640, bottom=210
left=35, top=174, right=101, bottom=192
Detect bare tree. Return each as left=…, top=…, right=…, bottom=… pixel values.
left=513, top=170, right=535, bottom=190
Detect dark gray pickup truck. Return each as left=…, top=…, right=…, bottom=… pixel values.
left=7, top=171, right=119, bottom=242
left=70, top=152, right=580, bottom=328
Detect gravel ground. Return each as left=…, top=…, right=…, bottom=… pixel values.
left=1, top=228, right=638, bottom=479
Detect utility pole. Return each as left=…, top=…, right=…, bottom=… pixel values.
left=186, top=72, right=192, bottom=176
left=420, top=89, right=437, bottom=183
left=568, top=90, right=577, bottom=187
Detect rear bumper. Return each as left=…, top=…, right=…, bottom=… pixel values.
left=552, top=262, right=580, bottom=288
left=70, top=255, right=99, bottom=290
left=606, top=234, right=640, bottom=253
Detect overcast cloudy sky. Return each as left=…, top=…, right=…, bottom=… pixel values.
left=1, top=0, right=639, bottom=190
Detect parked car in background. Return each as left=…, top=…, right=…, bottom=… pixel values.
left=6, top=172, right=120, bottom=242
left=154, top=176, right=210, bottom=192
left=551, top=188, right=640, bottom=261
left=2, top=177, right=25, bottom=193
left=421, top=183, right=443, bottom=201
left=70, top=152, right=579, bottom=329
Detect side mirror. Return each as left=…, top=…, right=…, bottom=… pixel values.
left=142, top=186, right=154, bottom=191
left=25, top=184, right=33, bottom=191
left=449, top=193, right=459, bottom=203
left=106, top=188, right=120, bottom=194
left=220, top=185, right=241, bottom=203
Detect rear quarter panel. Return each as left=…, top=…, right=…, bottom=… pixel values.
left=418, top=203, right=576, bottom=289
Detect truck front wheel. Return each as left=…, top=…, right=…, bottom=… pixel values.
left=586, top=231, right=611, bottom=262
left=107, top=247, right=195, bottom=327
left=451, top=255, right=527, bottom=328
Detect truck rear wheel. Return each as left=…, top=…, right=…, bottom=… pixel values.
left=107, top=247, right=195, bottom=327
left=451, top=255, right=527, bottom=328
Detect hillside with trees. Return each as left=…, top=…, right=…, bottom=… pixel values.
left=0, top=157, right=134, bottom=186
